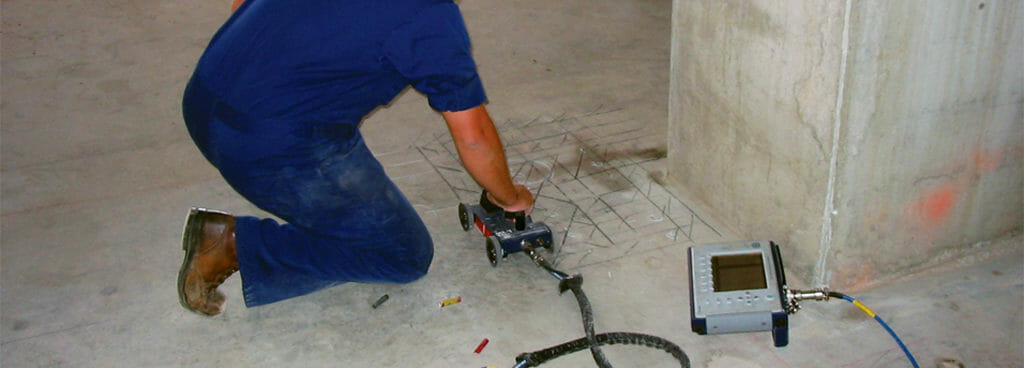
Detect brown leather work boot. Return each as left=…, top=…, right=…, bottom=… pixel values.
left=177, top=207, right=239, bottom=316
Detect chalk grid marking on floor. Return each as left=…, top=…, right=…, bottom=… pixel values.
left=386, top=106, right=723, bottom=269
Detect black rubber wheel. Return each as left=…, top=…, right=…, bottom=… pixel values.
left=486, top=236, right=504, bottom=267
left=458, top=203, right=471, bottom=231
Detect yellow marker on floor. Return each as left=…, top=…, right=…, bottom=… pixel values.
left=439, top=296, right=462, bottom=308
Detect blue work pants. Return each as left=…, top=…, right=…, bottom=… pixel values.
left=182, top=76, right=433, bottom=307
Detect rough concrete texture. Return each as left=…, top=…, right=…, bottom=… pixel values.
left=668, top=0, right=1023, bottom=290
left=667, top=0, right=847, bottom=285
left=2, top=0, right=1022, bottom=367
left=828, top=0, right=1024, bottom=291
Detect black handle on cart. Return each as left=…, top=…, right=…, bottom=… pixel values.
left=507, top=211, right=527, bottom=231
left=479, top=190, right=527, bottom=230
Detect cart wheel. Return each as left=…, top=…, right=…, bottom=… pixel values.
left=486, top=236, right=503, bottom=267
left=458, top=203, right=471, bottom=231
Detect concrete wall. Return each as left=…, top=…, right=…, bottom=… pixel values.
left=668, top=0, right=1022, bottom=290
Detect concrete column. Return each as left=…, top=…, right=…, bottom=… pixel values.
left=668, top=0, right=1022, bottom=290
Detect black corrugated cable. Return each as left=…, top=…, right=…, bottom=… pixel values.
left=514, top=247, right=690, bottom=368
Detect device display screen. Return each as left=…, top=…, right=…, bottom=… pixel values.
left=711, top=253, right=767, bottom=292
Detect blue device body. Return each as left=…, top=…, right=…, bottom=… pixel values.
left=458, top=194, right=553, bottom=267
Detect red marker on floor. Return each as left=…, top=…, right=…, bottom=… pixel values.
left=474, top=338, right=489, bottom=354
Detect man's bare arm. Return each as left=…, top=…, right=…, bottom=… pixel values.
left=442, top=105, right=534, bottom=213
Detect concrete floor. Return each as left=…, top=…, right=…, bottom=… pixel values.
left=2, top=0, right=1021, bottom=367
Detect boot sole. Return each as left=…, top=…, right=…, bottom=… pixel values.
left=177, top=207, right=226, bottom=316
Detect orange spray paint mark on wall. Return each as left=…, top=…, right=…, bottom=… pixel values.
left=911, top=182, right=962, bottom=228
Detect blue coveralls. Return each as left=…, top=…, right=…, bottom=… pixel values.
left=181, top=0, right=487, bottom=307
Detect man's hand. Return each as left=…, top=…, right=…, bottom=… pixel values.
left=487, top=184, right=535, bottom=215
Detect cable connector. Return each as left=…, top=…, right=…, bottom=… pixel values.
left=784, top=287, right=831, bottom=314
left=522, top=242, right=545, bottom=265
left=523, top=243, right=571, bottom=281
